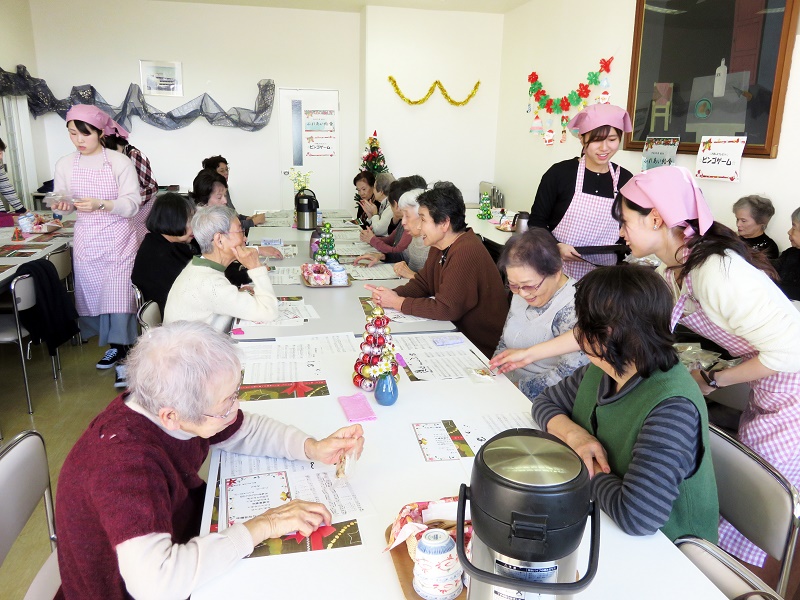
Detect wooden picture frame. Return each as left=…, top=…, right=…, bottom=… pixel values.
left=624, top=0, right=799, bottom=158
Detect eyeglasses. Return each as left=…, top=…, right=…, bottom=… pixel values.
left=506, top=275, right=548, bottom=295
left=221, top=228, right=244, bottom=237
left=203, top=374, right=243, bottom=419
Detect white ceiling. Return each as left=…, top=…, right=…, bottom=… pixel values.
left=159, top=0, right=529, bottom=14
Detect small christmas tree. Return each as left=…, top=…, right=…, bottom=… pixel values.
left=353, top=306, right=399, bottom=392
left=477, top=192, right=492, bottom=220
left=354, top=131, right=390, bottom=205
left=313, top=222, right=338, bottom=263
left=359, top=131, right=389, bottom=174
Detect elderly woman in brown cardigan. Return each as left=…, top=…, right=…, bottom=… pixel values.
left=366, top=181, right=509, bottom=357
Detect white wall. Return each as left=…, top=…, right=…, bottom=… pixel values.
left=1, top=0, right=51, bottom=186
left=495, top=0, right=800, bottom=251
left=27, top=0, right=361, bottom=214
left=363, top=5, right=503, bottom=202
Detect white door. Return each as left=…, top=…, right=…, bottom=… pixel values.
left=278, top=89, right=340, bottom=210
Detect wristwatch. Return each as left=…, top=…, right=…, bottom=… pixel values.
left=700, top=370, right=719, bottom=389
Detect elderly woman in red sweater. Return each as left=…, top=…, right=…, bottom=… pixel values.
left=55, top=321, right=364, bottom=600
left=366, top=181, right=509, bottom=357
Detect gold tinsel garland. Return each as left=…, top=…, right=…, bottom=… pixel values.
left=387, top=76, right=480, bottom=106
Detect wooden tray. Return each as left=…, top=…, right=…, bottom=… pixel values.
left=385, top=525, right=467, bottom=600
left=301, top=273, right=352, bottom=288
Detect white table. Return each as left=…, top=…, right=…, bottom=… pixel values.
left=465, top=208, right=515, bottom=247
left=0, top=235, right=72, bottom=290
left=238, top=225, right=455, bottom=340
left=194, top=347, right=725, bottom=600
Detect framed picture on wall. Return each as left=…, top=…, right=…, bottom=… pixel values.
left=139, top=60, right=183, bottom=97
left=624, top=0, right=799, bottom=158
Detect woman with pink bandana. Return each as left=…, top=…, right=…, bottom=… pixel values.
left=496, top=165, right=800, bottom=586
left=614, top=166, right=800, bottom=586
left=528, top=103, right=633, bottom=280
left=51, top=105, right=141, bottom=376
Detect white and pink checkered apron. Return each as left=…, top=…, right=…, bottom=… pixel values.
left=670, top=270, right=800, bottom=566
left=71, top=149, right=137, bottom=316
left=130, top=199, right=152, bottom=247
left=551, top=157, right=621, bottom=280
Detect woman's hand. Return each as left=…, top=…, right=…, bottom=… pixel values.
left=244, top=500, right=332, bottom=544
left=359, top=198, right=378, bottom=217
left=557, top=243, right=582, bottom=262
left=249, top=213, right=266, bottom=226
left=51, top=200, right=75, bottom=213
left=547, top=415, right=610, bottom=478
left=258, top=245, right=284, bottom=259
left=359, top=227, right=375, bottom=243
left=393, top=261, right=415, bottom=279
left=489, top=347, right=538, bottom=374
left=353, top=253, right=384, bottom=267
left=73, top=197, right=107, bottom=212
left=304, top=424, right=365, bottom=465
left=232, top=245, right=261, bottom=270
left=364, top=284, right=403, bottom=311
left=690, top=369, right=715, bottom=395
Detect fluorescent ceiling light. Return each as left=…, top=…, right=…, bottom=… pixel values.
left=644, top=4, right=687, bottom=14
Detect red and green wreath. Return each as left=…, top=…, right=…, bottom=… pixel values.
left=527, top=57, right=613, bottom=115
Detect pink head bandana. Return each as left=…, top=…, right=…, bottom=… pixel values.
left=619, top=166, right=714, bottom=237
left=65, top=104, right=129, bottom=139
left=568, top=103, right=632, bottom=136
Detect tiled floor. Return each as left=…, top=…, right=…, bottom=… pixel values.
left=0, top=338, right=120, bottom=599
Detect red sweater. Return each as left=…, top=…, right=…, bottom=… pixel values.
left=55, top=395, right=243, bottom=600
left=393, top=228, right=509, bottom=357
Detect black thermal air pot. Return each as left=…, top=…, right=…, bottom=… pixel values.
left=457, top=428, right=600, bottom=596
left=295, top=188, right=319, bottom=230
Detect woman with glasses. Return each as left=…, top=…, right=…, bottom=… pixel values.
left=494, top=228, right=588, bottom=400
left=56, top=321, right=365, bottom=599
left=164, top=205, right=278, bottom=331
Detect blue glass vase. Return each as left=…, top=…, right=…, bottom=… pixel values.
left=374, top=373, right=399, bottom=406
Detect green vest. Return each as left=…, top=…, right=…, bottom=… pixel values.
left=572, top=364, right=719, bottom=543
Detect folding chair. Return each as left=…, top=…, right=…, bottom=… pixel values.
left=0, top=430, right=60, bottom=599
left=676, top=424, right=800, bottom=598
left=137, top=300, right=162, bottom=332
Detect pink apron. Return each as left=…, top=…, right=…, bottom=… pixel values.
left=71, top=149, right=137, bottom=316
left=551, top=156, right=621, bottom=280
left=669, top=270, right=800, bottom=566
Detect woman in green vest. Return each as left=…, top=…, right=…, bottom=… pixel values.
left=530, top=265, right=719, bottom=542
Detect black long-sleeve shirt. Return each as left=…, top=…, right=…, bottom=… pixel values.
left=528, top=158, right=633, bottom=231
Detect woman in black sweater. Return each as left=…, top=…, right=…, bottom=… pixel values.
left=131, top=193, right=196, bottom=314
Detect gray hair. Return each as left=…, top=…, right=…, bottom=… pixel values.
left=398, top=189, right=424, bottom=212
left=375, top=172, right=396, bottom=195
left=792, top=206, right=800, bottom=225
left=733, top=195, right=775, bottom=225
left=126, top=321, right=242, bottom=424
left=192, top=205, right=238, bottom=253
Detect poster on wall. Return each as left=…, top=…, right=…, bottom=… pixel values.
left=304, top=109, right=337, bottom=158
left=642, top=137, right=680, bottom=171
left=695, top=136, right=747, bottom=182
left=139, top=60, right=183, bottom=97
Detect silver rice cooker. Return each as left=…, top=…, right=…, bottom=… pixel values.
left=457, top=429, right=600, bottom=599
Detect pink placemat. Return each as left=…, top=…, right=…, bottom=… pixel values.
left=338, top=392, right=377, bottom=422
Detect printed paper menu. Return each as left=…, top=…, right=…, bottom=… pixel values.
left=412, top=413, right=537, bottom=462
left=218, top=451, right=365, bottom=557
